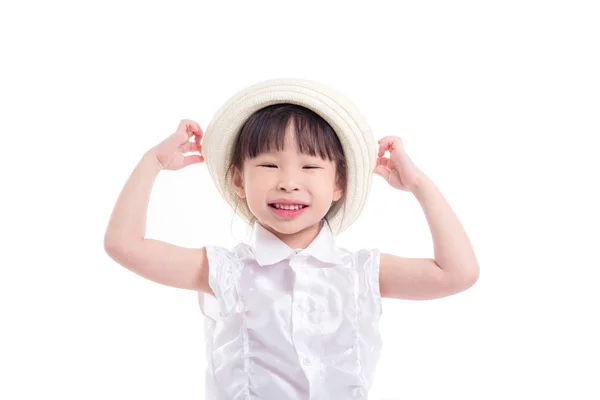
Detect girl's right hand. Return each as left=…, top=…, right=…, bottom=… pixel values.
left=150, top=119, right=204, bottom=171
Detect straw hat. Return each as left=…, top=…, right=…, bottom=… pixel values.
left=202, top=78, right=376, bottom=235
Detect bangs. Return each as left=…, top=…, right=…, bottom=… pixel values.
left=235, top=104, right=343, bottom=162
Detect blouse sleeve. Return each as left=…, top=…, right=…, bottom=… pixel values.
left=198, top=245, right=238, bottom=322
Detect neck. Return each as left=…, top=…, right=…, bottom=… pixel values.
left=261, top=219, right=324, bottom=249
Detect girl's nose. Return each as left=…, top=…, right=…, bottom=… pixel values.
left=277, top=181, right=301, bottom=192
left=276, top=172, right=301, bottom=192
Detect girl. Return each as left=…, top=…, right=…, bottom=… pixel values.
left=104, top=84, right=479, bottom=399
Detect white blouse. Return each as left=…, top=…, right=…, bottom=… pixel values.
left=198, top=219, right=383, bottom=399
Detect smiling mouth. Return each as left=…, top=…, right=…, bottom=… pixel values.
left=268, top=204, right=309, bottom=210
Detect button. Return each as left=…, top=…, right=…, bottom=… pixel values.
left=302, top=356, right=312, bottom=366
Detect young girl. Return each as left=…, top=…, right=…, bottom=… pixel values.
left=104, top=80, right=479, bottom=399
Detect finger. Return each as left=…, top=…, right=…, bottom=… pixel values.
left=377, top=137, right=395, bottom=157
left=193, top=121, right=203, bottom=136
left=184, top=119, right=203, bottom=136
left=183, top=155, right=204, bottom=166
left=178, top=119, right=192, bottom=134
left=194, top=131, right=203, bottom=145
left=175, top=120, right=194, bottom=143
left=377, top=156, right=392, bottom=169
left=181, top=142, right=202, bottom=153
left=377, top=135, right=403, bottom=145
left=373, top=165, right=390, bottom=181
left=178, top=119, right=201, bottom=138
left=377, top=139, right=393, bottom=158
left=377, top=136, right=403, bottom=157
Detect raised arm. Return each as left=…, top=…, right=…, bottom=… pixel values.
left=103, top=120, right=213, bottom=293
left=374, top=136, right=480, bottom=300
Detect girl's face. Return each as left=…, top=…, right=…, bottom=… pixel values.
left=232, top=124, right=343, bottom=237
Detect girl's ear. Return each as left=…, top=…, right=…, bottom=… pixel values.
left=232, top=167, right=246, bottom=199
left=333, top=188, right=343, bottom=202
left=333, top=179, right=343, bottom=202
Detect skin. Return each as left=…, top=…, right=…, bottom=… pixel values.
left=231, top=121, right=343, bottom=250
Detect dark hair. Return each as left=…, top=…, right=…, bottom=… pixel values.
left=225, top=103, right=348, bottom=230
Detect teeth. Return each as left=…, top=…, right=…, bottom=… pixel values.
left=273, top=204, right=305, bottom=210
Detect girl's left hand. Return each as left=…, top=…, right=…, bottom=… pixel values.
left=373, top=136, right=424, bottom=192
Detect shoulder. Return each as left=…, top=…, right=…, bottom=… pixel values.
left=205, top=242, right=253, bottom=259
left=204, top=244, right=235, bottom=262
left=336, top=246, right=381, bottom=289
left=204, top=242, right=255, bottom=276
left=335, top=245, right=380, bottom=267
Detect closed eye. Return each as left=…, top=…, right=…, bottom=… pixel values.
left=259, top=165, right=321, bottom=169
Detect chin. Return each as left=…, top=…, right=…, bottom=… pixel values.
left=267, top=217, right=323, bottom=235
left=264, top=219, right=303, bottom=234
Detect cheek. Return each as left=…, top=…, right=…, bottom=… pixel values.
left=314, top=180, right=337, bottom=201
left=244, top=172, right=270, bottom=197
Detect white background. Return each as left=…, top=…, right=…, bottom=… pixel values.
left=1, top=1, right=599, bottom=399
